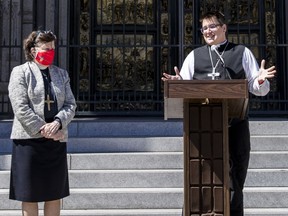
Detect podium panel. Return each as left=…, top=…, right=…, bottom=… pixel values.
left=184, top=101, right=229, bottom=216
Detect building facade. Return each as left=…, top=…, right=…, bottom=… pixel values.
left=0, top=0, right=287, bottom=118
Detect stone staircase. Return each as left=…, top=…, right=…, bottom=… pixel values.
left=243, top=119, right=288, bottom=216
left=0, top=118, right=288, bottom=215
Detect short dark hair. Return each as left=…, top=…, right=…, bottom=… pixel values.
left=200, top=11, right=226, bottom=25
left=23, top=30, right=57, bottom=61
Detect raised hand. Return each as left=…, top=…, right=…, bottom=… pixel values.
left=161, top=66, right=182, bottom=81
left=257, top=59, right=276, bottom=84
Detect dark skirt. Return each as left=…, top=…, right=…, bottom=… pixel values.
left=9, top=138, right=69, bottom=202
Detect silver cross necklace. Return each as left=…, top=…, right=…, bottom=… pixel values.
left=208, top=42, right=229, bottom=80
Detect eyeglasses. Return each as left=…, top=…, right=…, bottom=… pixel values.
left=200, top=24, right=222, bottom=34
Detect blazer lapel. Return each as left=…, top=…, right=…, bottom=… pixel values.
left=48, top=65, right=62, bottom=110
left=28, top=62, right=45, bottom=95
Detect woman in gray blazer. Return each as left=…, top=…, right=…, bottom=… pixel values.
left=8, top=30, right=76, bottom=216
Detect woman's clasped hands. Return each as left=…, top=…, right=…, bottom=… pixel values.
left=40, top=120, right=64, bottom=141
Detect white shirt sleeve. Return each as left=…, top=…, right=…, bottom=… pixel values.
left=179, top=51, right=194, bottom=80
left=242, top=47, right=270, bottom=96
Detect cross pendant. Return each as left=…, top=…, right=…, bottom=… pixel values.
left=208, top=68, right=220, bottom=80
left=45, top=94, right=54, bottom=111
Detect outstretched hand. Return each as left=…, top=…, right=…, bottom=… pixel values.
left=161, top=66, right=182, bottom=81
left=258, top=60, right=276, bottom=84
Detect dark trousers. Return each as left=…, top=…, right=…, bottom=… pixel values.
left=229, top=118, right=251, bottom=216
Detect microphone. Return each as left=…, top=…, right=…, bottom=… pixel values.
left=211, top=45, right=225, bottom=66
left=211, top=44, right=232, bottom=79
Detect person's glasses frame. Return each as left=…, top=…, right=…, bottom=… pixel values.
left=200, top=23, right=222, bottom=34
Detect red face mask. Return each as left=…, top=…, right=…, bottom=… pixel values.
left=35, top=49, right=55, bottom=66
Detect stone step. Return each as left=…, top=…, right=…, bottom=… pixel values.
left=2, top=151, right=288, bottom=170
left=0, top=119, right=287, bottom=214
left=0, top=154, right=10, bottom=170
left=244, top=208, right=288, bottom=216
left=68, top=170, right=183, bottom=189
left=251, top=136, right=288, bottom=151
left=0, top=188, right=183, bottom=210
left=243, top=187, right=288, bottom=208
left=1, top=209, right=288, bottom=216
left=67, top=135, right=288, bottom=153
left=67, top=137, right=183, bottom=153
left=68, top=152, right=183, bottom=170
left=62, top=119, right=183, bottom=138
left=0, top=137, right=184, bottom=154
left=2, top=169, right=288, bottom=189
left=67, top=151, right=288, bottom=170
left=1, top=152, right=183, bottom=171
left=1, top=135, right=288, bottom=153
left=0, top=119, right=287, bottom=139
left=0, top=209, right=182, bottom=216
left=0, top=119, right=183, bottom=139
left=245, top=169, right=288, bottom=187
left=249, top=151, right=288, bottom=169
left=2, top=187, right=288, bottom=209
left=249, top=119, right=288, bottom=136
left=69, top=151, right=288, bottom=170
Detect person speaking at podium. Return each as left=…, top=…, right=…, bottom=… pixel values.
left=162, top=11, right=276, bottom=216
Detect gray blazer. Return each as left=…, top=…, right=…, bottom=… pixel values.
left=8, top=61, right=77, bottom=142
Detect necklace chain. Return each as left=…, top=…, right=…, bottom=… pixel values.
left=41, top=70, right=51, bottom=95
left=41, top=70, right=51, bottom=83
left=41, top=70, right=55, bottom=111
left=209, top=42, right=229, bottom=71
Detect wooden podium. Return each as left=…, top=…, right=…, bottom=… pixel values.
left=164, top=80, right=248, bottom=216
